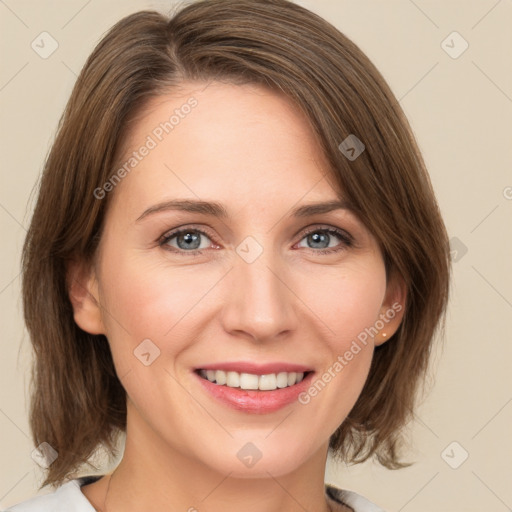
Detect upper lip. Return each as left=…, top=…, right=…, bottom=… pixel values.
left=195, top=361, right=313, bottom=374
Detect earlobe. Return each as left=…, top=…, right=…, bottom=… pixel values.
left=374, top=273, right=407, bottom=346
left=66, top=258, right=105, bottom=335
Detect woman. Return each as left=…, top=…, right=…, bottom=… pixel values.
left=10, top=0, right=450, bottom=511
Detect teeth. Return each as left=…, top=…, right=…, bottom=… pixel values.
left=215, top=370, right=226, bottom=385
left=276, top=372, right=289, bottom=388
left=240, top=373, right=259, bottom=390
left=198, top=369, right=308, bottom=390
left=259, top=374, right=276, bottom=391
left=226, top=371, right=240, bottom=387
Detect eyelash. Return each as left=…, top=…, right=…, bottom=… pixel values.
left=158, top=224, right=354, bottom=257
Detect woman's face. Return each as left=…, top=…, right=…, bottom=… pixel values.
left=74, top=81, right=404, bottom=478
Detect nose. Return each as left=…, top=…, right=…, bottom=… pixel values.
left=220, top=244, right=298, bottom=343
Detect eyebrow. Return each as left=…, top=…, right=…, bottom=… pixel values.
left=135, top=198, right=352, bottom=222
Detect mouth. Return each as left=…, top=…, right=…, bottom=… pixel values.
left=195, top=368, right=314, bottom=391
left=192, top=361, right=316, bottom=413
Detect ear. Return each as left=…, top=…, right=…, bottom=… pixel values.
left=66, top=258, right=105, bottom=335
left=374, top=272, right=407, bottom=346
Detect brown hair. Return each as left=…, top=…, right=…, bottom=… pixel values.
left=21, top=0, right=450, bottom=489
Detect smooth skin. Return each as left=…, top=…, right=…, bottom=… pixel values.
left=69, top=80, right=406, bottom=512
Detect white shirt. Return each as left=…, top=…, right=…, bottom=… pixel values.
left=6, top=476, right=385, bottom=512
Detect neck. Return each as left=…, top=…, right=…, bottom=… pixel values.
left=85, top=404, right=341, bottom=512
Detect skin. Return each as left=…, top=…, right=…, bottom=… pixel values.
left=69, top=80, right=406, bottom=512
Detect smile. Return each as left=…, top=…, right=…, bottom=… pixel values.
left=196, top=369, right=311, bottom=391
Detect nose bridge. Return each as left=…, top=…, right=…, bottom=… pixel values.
left=221, top=235, right=296, bottom=340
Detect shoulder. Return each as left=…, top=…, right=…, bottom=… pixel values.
left=6, top=476, right=101, bottom=512
left=325, top=483, right=386, bottom=512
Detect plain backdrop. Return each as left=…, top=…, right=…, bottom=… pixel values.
left=1, top=1, right=511, bottom=511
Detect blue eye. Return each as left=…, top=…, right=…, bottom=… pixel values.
left=160, top=227, right=213, bottom=256
left=159, top=225, right=353, bottom=256
left=297, top=227, right=353, bottom=255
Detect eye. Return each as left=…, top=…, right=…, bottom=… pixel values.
left=159, top=226, right=215, bottom=256
left=159, top=224, right=354, bottom=256
left=296, top=226, right=353, bottom=255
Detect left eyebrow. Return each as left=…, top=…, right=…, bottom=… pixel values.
left=135, top=198, right=353, bottom=223
left=289, top=199, right=353, bottom=217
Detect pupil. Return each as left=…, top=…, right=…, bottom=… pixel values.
left=310, top=232, right=328, bottom=249
left=179, top=232, right=200, bottom=250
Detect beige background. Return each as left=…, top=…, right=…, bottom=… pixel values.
left=1, top=0, right=511, bottom=511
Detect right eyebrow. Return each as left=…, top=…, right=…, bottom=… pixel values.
left=136, top=199, right=230, bottom=223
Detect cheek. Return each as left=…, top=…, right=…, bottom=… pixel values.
left=296, top=259, right=387, bottom=343
left=99, top=248, right=387, bottom=354
left=293, top=262, right=386, bottom=421
left=96, top=254, right=202, bottom=366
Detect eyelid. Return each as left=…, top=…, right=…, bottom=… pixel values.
left=298, top=223, right=354, bottom=243
left=158, top=223, right=219, bottom=248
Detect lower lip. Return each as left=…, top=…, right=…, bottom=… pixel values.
left=194, top=371, right=314, bottom=414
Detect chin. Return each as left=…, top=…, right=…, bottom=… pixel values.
left=201, top=437, right=314, bottom=479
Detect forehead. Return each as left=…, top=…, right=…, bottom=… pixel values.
left=110, top=80, right=340, bottom=214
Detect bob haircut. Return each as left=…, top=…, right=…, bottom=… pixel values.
left=21, top=0, right=450, bottom=489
